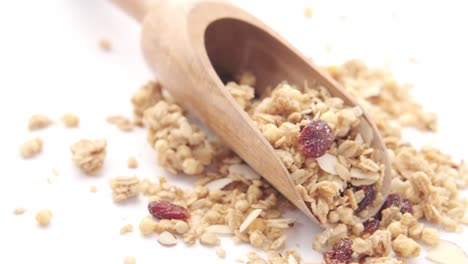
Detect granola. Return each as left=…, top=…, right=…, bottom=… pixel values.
left=127, top=156, right=138, bottom=169
left=132, top=60, right=467, bottom=263
left=106, top=115, right=133, bottom=131
left=60, top=112, right=79, bottom=127
left=70, top=139, right=107, bottom=175
left=109, top=176, right=140, bottom=202
left=28, top=114, right=53, bottom=130
left=98, top=38, right=112, bottom=52
left=20, top=137, right=43, bottom=159
left=225, top=76, right=385, bottom=224
left=123, top=256, right=136, bottom=264
left=13, top=208, right=26, bottom=215
left=120, top=224, right=134, bottom=234
left=35, top=209, right=53, bottom=226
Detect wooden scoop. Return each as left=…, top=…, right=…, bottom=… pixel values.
left=112, top=0, right=391, bottom=224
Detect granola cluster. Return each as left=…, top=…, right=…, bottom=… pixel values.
left=70, top=139, right=107, bottom=175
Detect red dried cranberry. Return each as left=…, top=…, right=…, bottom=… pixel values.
left=362, top=219, right=380, bottom=235
left=323, top=238, right=353, bottom=264
left=383, top=193, right=413, bottom=214
left=355, top=185, right=376, bottom=213
left=385, top=193, right=401, bottom=208
left=148, top=201, right=190, bottom=220
left=298, top=119, right=333, bottom=158
left=400, top=197, right=413, bottom=215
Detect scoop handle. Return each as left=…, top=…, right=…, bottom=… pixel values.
left=111, top=0, right=153, bottom=22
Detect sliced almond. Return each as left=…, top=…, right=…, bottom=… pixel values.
left=239, top=209, right=262, bottom=233
left=426, top=240, right=468, bottom=264
left=158, top=231, right=177, bottom=246
left=351, top=178, right=379, bottom=186
left=200, top=232, right=220, bottom=246
left=228, top=164, right=260, bottom=180
left=350, top=168, right=379, bottom=181
left=204, top=225, right=233, bottom=235
left=358, top=118, right=374, bottom=144
left=266, top=218, right=296, bottom=228
left=362, top=86, right=381, bottom=99
left=205, top=178, right=234, bottom=191
left=355, top=133, right=364, bottom=144
left=288, top=255, right=298, bottom=264
left=316, top=153, right=339, bottom=175
left=335, top=162, right=351, bottom=182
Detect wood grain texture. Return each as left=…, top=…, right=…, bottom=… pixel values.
left=113, top=0, right=391, bottom=224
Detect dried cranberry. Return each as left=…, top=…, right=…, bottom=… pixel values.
left=362, top=219, right=380, bottom=235
left=400, top=197, right=413, bottom=215
left=383, top=193, right=413, bottom=214
left=323, top=238, right=353, bottom=264
left=148, top=201, right=190, bottom=220
left=298, top=119, right=333, bottom=158
left=355, top=185, right=376, bottom=213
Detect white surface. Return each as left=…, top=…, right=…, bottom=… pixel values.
left=0, top=0, right=467, bottom=263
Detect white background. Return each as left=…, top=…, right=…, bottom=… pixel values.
left=0, top=0, right=467, bottom=263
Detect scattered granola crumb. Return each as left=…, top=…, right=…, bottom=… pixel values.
left=70, top=139, right=107, bottom=175
left=127, top=156, right=138, bottom=169
left=89, top=185, right=97, bottom=193
left=20, top=137, right=43, bottom=159
left=109, top=176, right=140, bottom=202
left=120, top=224, right=134, bottom=234
left=60, top=112, right=79, bottom=127
left=106, top=115, right=133, bottom=131
left=47, top=177, right=53, bottom=184
left=216, top=247, right=226, bottom=259
left=13, top=208, right=26, bottom=215
left=123, top=256, right=136, bottom=264
left=99, top=38, right=112, bottom=52
left=52, top=168, right=59, bottom=176
left=35, top=209, right=53, bottom=226
left=304, top=7, right=313, bottom=18
left=28, top=114, right=53, bottom=130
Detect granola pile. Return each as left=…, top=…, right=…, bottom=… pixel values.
left=130, top=60, right=467, bottom=263
left=19, top=60, right=467, bottom=263
left=226, top=75, right=386, bottom=225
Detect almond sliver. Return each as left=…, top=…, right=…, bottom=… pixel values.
left=239, top=209, right=262, bottom=233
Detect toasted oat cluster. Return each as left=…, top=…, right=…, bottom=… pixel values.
left=132, top=60, right=467, bottom=263
left=20, top=137, right=43, bottom=159
left=109, top=176, right=140, bottom=202
left=70, top=139, right=107, bottom=175
left=143, top=99, right=214, bottom=175
left=131, top=81, right=162, bottom=126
